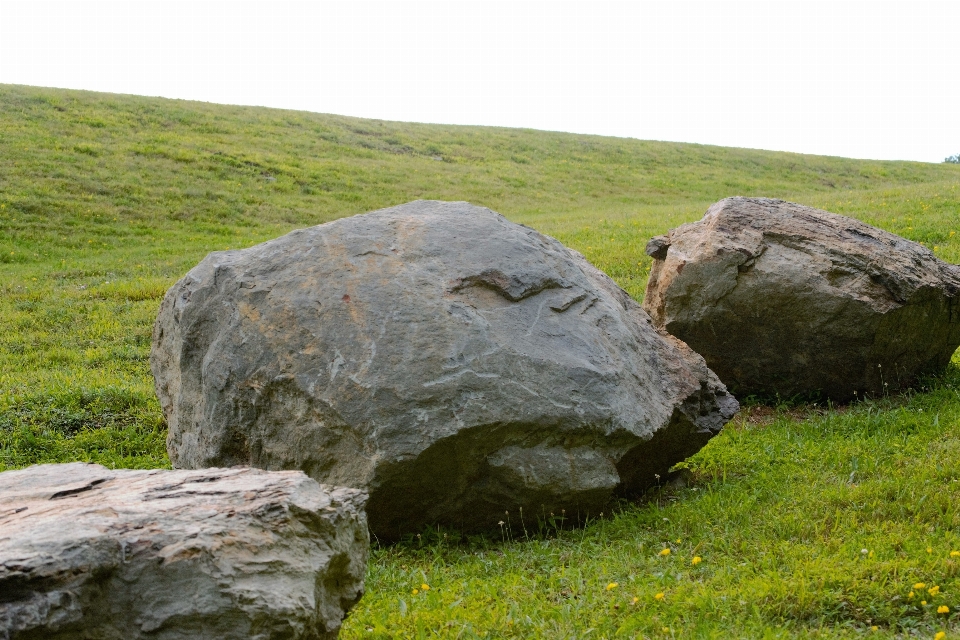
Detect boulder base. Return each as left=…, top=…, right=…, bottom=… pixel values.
left=0, top=463, right=367, bottom=640
left=152, top=200, right=738, bottom=539
left=642, top=197, right=960, bottom=400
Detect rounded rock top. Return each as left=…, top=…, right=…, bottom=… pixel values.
left=643, top=196, right=960, bottom=400
left=152, top=200, right=738, bottom=539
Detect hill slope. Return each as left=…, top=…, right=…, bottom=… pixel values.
left=2, top=85, right=960, bottom=638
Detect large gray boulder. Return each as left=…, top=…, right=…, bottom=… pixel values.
left=152, top=200, right=738, bottom=539
left=643, top=197, right=960, bottom=400
left=0, top=463, right=367, bottom=640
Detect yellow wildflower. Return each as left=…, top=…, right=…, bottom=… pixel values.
left=691, top=556, right=703, bottom=566
left=631, top=597, right=639, bottom=605
left=951, top=550, right=960, bottom=558
left=659, top=548, right=671, bottom=556
left=922, top=600, right=928, bottom=605
left=411, top=588, right=419, bottom=595
left=420, top=583, right=430, bottom=591
left=606, top=582, right=619, bottom=591
left=928, top=585, right=940, bottom=596
left=928, top=547, right=933, bottom=554
left=871, top=626, right=878, bottom=631
left=910, top=592, right=916, bottom=598
left=935, top=632, right=946, bottom=640
left=915, top=583, right=927, bottom=590
left=655, top=592, right=665, bottom=601
left=938, top=605, right=950, bottom=614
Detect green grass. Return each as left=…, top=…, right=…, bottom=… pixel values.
left=1, top=83, right=960, bottom=638
left=350, top=375, right=960, bottom=639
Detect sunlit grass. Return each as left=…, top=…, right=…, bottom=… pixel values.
left=346, top=366, right=960, bottom=638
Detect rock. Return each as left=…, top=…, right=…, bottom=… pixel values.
left=0, top=463, right=367, bottom=640
left=642, top=197, right=960, bottom=400
left=152, top=200, right=738, bottom=539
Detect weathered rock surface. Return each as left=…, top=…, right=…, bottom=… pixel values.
left=643, top=197, right=960, bottom=400
left=0, top=463, right=367, bottom=640
left=152, top=200, right=738, bottom=539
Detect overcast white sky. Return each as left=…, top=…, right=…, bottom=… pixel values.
left=1, top=0, right=958, bottom=163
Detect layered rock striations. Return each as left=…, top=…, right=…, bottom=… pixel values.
left=0, top=463, right=368, bottom=640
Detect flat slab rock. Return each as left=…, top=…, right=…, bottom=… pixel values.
left=643, top=197, right=960, bottom=400
left=0, top=463, right=368, bottom=640
left=152, top=200, right=738, bottom=540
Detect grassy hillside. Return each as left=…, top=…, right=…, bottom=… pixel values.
left=2, top=84, right=960, bottom=638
